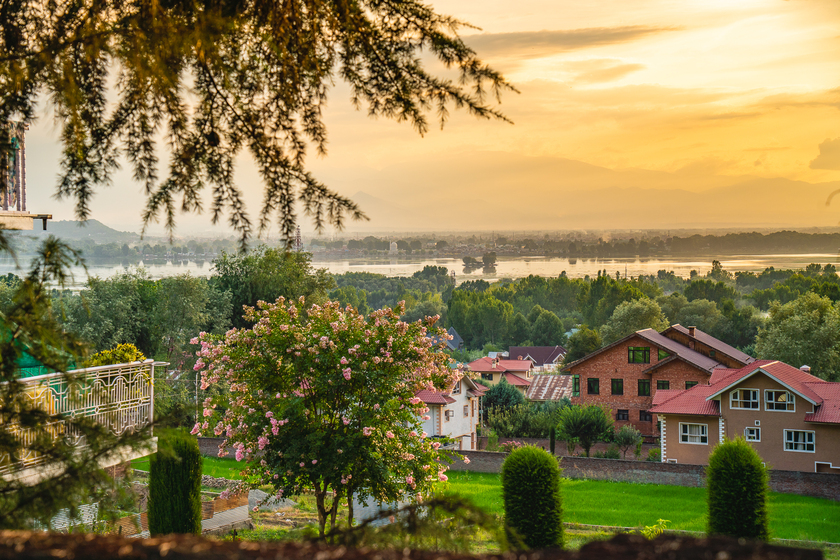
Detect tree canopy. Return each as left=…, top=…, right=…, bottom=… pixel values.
left=1, top=1, right=513, bottom=242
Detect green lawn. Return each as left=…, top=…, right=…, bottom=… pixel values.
left=131, top=455, right=245, bottom=480
left=440, top=471, right=840, bottom=544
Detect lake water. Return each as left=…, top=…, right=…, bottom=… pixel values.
left=2, top=253, right=838, bottom=288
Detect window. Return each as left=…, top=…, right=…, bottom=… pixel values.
left=444, top=410, right=454, bottom=422
left=481, top=373, right=493, bottom=381
left=616, top=409, right=629, bottom=421
left=628, top=347, right=650, bottom=363
left=611, top=378, right=624, bottom=395
left=745, top=427, right=760, bottom=442
left=709, top=350, right=716, bottom=358
left=640, top=410, right=653, bottom=422
left=587, top=378, right=600, bottom=395
left=658, top=349, right=670, bottom=361
left=730, top=388, right=759, bottom=409
left=572, top=374, right=580, bottom=397
left=452, top=382, right=461, bottom=394
left=680, top=423, right=708, bottom=444
left=784, top=430, right=814, bottom=452
left=766, top=390, right=795, bottom=412
left=638, top=379, right=651, bottom=397
left=463, top=405, right=469, bottom=417
left=685, top=381, right=698, bottom=390
left=656, top=380, right=670, bottom=390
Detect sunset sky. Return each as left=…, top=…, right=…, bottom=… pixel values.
left=24, top=0, right=840, bottom=236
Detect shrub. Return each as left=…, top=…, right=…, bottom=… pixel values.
left=593, top=445, right=620, bottom=459
left=483, top=380, right=525, bottom=417
left=486, top=430, right=499, bottom=451
left=487, top=400, right=570, bottom=438
left=87, top=343, right=146, bottom=367
left=148, top=431, right=203, bottom=535
left=634, top=440, right=643, bottom=460
left=549, top=426, right=556, bottom=455
left=707, top=437, right=769, bottom=541
left=501, top=446, right=563, bottom=550
left=646, top=448, right=661, bottom=462
left=613, top=425, right=643, bottom=459
left=556, top=405, right=613, bottom=457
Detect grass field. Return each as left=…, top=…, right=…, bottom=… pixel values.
left=440, top=471, right=840, bottom=543
left=131, top=455, right=245, bottom=480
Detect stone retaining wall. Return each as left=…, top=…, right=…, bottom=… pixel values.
left=449, top=450, right=840, bottom=501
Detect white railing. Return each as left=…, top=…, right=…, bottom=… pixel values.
left=0, top=360, right=159, bottom=476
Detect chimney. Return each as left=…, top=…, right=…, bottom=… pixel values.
left=800, top=365, right=811, bottom=374
left=688, top=326, right=696, bottom=337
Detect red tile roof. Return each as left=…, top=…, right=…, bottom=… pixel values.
left=509, top=346, right=567, bottom=365
left=502, top=372, right=531, bottom=386
left=415, top=390, right=456, bottom=405
left=650, top=359, right=840, bottom=423
left=651, top=389, right=683, bottom=406
left=526, top=374, right=573, bottom=401
left=649, top=384, right=721, bottom=416
left=803, top=382, right=840, bottom=424
left=467, top=357, right=532, bottom=374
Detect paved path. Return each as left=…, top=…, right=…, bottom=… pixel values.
left=201, top=505, right=250, bottom=534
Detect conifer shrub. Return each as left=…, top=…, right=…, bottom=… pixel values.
left=501, top=445, right=563, bottom=550
left=549, top=426, right=556, bottom=455
left=706, top=437, right=769, bottom=541
left=148, top=431, right=203, bottom=535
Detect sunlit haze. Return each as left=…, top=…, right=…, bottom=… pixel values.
left=23, top=0, right=840, bottom=237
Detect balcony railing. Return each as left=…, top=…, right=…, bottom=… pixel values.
left=0, top=359, right=161, bottom=477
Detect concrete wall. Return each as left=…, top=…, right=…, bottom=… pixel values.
left=448, top=450, right=840, bottom=501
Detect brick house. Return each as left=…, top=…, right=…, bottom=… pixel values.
left=650, top=360, right=840, bottom=473
left=416, top=374, right=485, bottom=450
left=562, top=325, right=754, bottom=436
left=467, top=357, right=532, bottom=394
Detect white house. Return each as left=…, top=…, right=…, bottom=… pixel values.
left=416, top=374, right=485, bottom=450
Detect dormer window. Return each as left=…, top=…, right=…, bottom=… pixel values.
left=730, top=389, right=759, bottom=409
left=451, top=381, right=461, bottom=395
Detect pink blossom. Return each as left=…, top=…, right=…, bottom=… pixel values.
left=190, top=337, right=199, bottom=344
left=342, top=367, right=352, bottom=380
left=373, top=404, right=380, bottom=410
left=253, top=506, right=259, bottom=512
left=340, top=357, right=348, bottom=364
left=363, top=427, right=373, bottom=436
left=258, top=436, right=269, bottom=450
left=235, top=448, right=245, bottom=461
left=408, top=397, right=421, bottom=405
left=190, top=422, right=201, bottom=435
left=300, top=462, right=305, bottom=467
left=405, top=475, right=414, bottom=485
left=463, top=457, right=471, bottom=464
left=385, top=431, right=395, bottom=439
left=342, top=417, right=350, bottom=425
left=266, top=411, right=274, bottom=418
left=409, top=431, right=418, bottom=437
left=203, top=408, right=212, bottom=417
left=439, top=473, right=448, bottom=482
left=432, top=442, right=441, bottom=449
left=312, top=459, right=318, bottom=465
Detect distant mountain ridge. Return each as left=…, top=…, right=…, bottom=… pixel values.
left=31, top=219, right=138, bottom=242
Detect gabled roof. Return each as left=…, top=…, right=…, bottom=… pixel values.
left=509, top=346, right=567, bottom=366
left=468, top=357, right=532, bottom=374
left=650, top=360, right=840, bottom=423
left=562, top=328, right=722, bottom=374
left=415, top=390, right=456, bottom=405
left=663, top=324, right=755, bottom=366
left=651, top=389, right=683, bottom=406
left=447, top=327, right=464, bottom=350
left=526, top=374, right=573, bottom=401
left=502, top=372, right=531, bottom=386
left=706, top=360, right=823, bottom=405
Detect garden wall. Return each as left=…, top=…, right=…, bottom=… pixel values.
left=197, top=437, right=234, bottom=457
left=450, top=450, right=840, bottom=501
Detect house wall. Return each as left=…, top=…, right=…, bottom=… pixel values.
left=721, top=375, right=840, bottom=472
left=421, top=406, right=438, bottom=437
left=660, top=414, right=717, bottom=465
left=438, top=379, right=478, bottom=449
left=569, top=335, right=709, bottom=436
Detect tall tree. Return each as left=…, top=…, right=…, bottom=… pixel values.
left=1, top=0, right=514, bottom=243
left=599, top=298, right=668, bottom=344
left=563, top=327, right=602, bottom=364
left=755, top=292, right=840, bottom=381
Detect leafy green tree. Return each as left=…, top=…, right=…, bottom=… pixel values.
left=194, top=299, right=456, bottom=537
left=755, top=292, right=840, bottom=381
left=556, top=405, right=613, bottom=457
left=707, top=438, right=769, bottom=541
left=149, top=431, right=203, bottom=535
left=212, top=247, right=334, bottom=329
left=683, top=280, right=737, bottom=305
left=613, top=425, right=642, bottom=459
left=530, top=309, right=566, bottom=346
left=599, top=298, right=668, bottom=344
left=501, top=446, right=564, bottom=550
left=3, top=1, right=513, bottom=242
left=483, top=379, right=525, bottom=416
left=507, top=313, right=532, bottom=346
left=563, top=327, right=602, bottom=364
left=87, top=343, right=145, bottom=367
left=675, top=299, right=723, bottom=334
left=329, top=285, right=370, bottom=316
left=0, top=236, right=152, bottom=528
left=402, top=299, right=447, bottom=327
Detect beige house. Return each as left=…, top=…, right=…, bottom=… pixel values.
left=416, top=375, right=485, bottom=450
left=650, top=360, right=840, bottom=473
left=467, top=357, right=532, bottom=394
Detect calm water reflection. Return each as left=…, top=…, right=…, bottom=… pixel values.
left=3, top=253, right=837, bottom=288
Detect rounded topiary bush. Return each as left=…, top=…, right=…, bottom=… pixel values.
left=707, top=437, right=769, bottom=541
left=501, top=445, right=563, bottom=550
left=148, top=430, right=203, bottom=535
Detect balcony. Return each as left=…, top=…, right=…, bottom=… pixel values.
left=1, top=359, right=163, bottom=483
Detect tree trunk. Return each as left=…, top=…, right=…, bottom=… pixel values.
left=347, top=489, right=354, bottom=528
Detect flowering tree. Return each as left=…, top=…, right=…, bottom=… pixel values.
left=192, top=298, right=458, bottom=537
